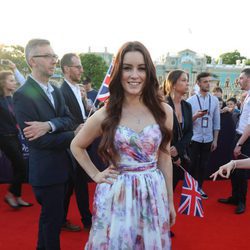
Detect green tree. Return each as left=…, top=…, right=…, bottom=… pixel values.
left=79, top=53, right=108, bottom=89
left=205, top=55, right=212, bottom=64
left=219, top=50, right=246, bottom=65
left=0, top=44, right=29, bottom=74
left=245, top=59, right=250, bottom=65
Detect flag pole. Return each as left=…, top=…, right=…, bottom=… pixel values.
left=177, top=164, right=200, bottom=188
left=86, top=60, right=114, bottom=119
left=178, top=164, right=187, bottom=173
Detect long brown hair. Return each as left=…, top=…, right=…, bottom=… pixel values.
left=0, top=70, right=13, bottom=97
left=163, top=70, right=187, bottom=96
left=98, top=41, right=172, bottom=166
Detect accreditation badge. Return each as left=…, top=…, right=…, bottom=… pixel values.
left=201, top=117, right=208, bottom=128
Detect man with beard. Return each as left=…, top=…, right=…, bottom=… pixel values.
left=187, top=72, right=220, bottom=199
left=218, top=68, right=250, bottom=214
left=60, top=53, right=92, bottom=230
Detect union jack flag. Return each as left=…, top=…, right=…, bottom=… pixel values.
left=178, top=171, right=204, bottom=217
left=96, top=61, right=113, bottom=102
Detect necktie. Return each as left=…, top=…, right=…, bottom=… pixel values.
left=46, top=87, right=55, bottom=108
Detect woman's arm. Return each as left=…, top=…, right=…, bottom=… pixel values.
left=210, top=158, right=250, bottom=180
left=70, top=107, right=119, bottom=184
left=158, top=103, right=176, bottom=226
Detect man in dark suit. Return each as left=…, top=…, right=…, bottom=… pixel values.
left=60, top=53, right=92, bottom=230
left=13, top=39, right=77, bottom=250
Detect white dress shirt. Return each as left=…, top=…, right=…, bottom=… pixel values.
left=30, top=75, right=56, bottom=131
left=236, top=90, right=250, bottom=134
left=65, top=79, right=86, bottom=120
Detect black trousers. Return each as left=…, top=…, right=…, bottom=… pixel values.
left=189, top=141, right=212, bottom=188
left=33, top=183, right=65, bottom=250
left=63, top=160, right=92, bottom=226
left=0, top=134, right=26, bottom=197
left=231, top=135, right=250, bottom=204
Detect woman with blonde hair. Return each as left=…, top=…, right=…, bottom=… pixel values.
left=163, top=70, right=193, bottom=190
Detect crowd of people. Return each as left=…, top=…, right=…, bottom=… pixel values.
left=0, top=38, right=250, bottom=250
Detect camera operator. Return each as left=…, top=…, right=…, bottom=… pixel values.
left=0, top=59, right=26, bottom=85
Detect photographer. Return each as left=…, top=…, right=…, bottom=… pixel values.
left=0, top=59, right=26, bottom=85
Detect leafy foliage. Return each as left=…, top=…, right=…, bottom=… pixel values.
left=0, top=44, right=29, bottom=74
left=79, top=53, right=108, bottom=89
left=245, top=59, right=250, bottom=65
left=219, top=50, right=246, bottom=65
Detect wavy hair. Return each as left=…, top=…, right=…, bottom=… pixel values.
left=0, top=70, right=13, bottom=97
left=98, top=41, right=172, bottom=166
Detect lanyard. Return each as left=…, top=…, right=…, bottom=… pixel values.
left=5, top=96, right=20, bottom=130
left=196, top=94, right=211, bottom=115
left=5, top=96, right=14, bottom=115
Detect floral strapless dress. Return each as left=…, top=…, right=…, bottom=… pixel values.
left=85, top=124, right=171, bottom=250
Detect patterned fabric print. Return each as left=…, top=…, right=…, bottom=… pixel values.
left=85, top=124, right=171, bottom=250
left=115, top=124, right=161, bottom=164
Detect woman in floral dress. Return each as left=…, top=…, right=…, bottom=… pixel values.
left=71, top=41, right=176, bottom=249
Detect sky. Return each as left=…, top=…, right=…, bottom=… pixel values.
left=1, top=0, right=249, bottom=61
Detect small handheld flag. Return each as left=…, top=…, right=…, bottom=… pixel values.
left=178, top=171, right=204, bottom=217
left=96, top=62, right=113, bottom=102
left=86, top=61, right=114, bottom=118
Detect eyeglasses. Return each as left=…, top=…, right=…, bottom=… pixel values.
left=68, top=65, right=83, bottom=70
left=32, top=54, right=59, bottom=61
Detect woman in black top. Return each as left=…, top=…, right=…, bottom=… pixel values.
left=163, top=70, right=193, bottom=189
left=0, top=70, right=32, bottom=208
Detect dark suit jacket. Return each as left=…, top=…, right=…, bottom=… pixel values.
left=60, top=80, right=107, bottom=173
left=13, top=76, right=75, bottom=186
left=60, top=80, right=86, bottom=128
left=166, top=96, right=193, bottom=158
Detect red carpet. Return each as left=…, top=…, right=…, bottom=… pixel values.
left=0, top=180, right=249, bottom=250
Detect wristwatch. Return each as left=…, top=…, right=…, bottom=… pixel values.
left=236, top=143, right=243, bottom=147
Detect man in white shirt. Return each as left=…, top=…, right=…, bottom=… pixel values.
left=218, top=68, right=250, bottom=214
left=60, top=53, right=92, bottom=230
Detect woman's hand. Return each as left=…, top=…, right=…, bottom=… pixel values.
left=173, top=158, right=181, bottom=166
left=210, top=161, right=234, bottom=181
left=169, top=202, right=176, bottom=227
left=170, top=146, right=178, bottom=157
left=92, top=166, right=120, bottom=184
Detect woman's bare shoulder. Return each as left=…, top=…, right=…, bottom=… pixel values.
left=87, top=106, right=108, bottom=124
left=161, top=102, right=173, bottom=115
